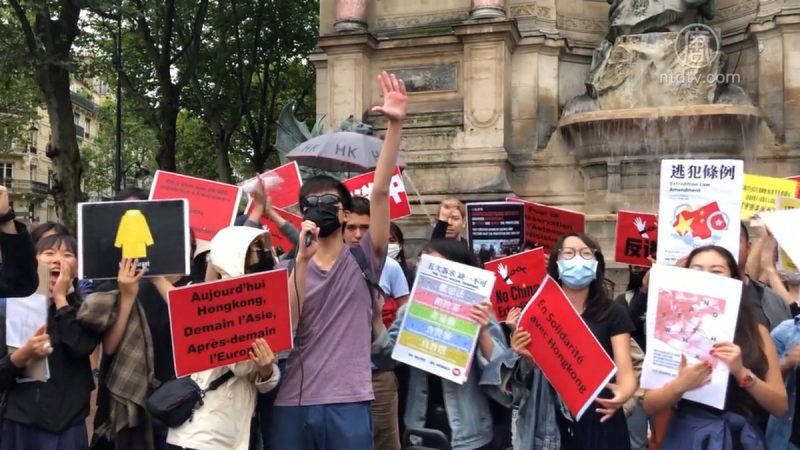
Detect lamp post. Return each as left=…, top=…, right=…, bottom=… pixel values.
left=27, top=123, right=38, bottom=153
left=114, top=8, right=123, bottom=195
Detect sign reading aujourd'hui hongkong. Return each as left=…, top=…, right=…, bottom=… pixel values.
left=168, top=270, right=292, bottom=377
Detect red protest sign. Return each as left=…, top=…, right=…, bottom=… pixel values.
left=244, top=161, right=303, bottom=210
left=259, top=208, right=303, bottom=253
left=149, top=171, right=242, bottom=242
left=615, top=211, right=658, bottom=267
left=483, top=248, right=546, bottom=320
left=518, top=276, right=616, bottom=420
left=343, top=167, right=412, bottom=219
left=506, top=198, right=585, bottom=253
left=168, top=270, right=292, bottom=377
left=788, top=176, right=800, bottom=198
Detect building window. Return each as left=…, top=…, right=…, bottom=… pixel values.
left=0, top=163, right=12, bottom=181
left=30, top=164, right=37, bottom=182
left=48, top=169, right=53, bottom=188
left=74, top=111, right=81, bottom=125
left=85, top=118, right=91, bottom=138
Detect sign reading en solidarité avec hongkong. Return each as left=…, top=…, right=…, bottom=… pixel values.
left=168, top=270, right=292, bottom=377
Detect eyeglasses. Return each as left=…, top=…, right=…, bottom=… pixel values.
left=558, top=247, right=597, bottom=260
left=300, top=194, right=341, bottom=212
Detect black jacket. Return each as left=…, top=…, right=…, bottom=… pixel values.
left=0, top=221, right=38, bottom=298
left=0, top=294, right=101, bottom=433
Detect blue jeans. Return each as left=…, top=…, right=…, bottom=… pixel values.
left=627, top=404, right=648, bottom=450
left=270, top=402, right=374, bottom=450
left=256, top=358, right=287, bottom=450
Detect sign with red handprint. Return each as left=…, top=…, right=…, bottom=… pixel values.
left=342, top=166, right=411, bottom=219
left=615, top=211, right=657, bottom=267
left=482, top=248, right=546, bottom=320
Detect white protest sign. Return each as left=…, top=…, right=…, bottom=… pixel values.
left=761, top=208, right=800, bottom=272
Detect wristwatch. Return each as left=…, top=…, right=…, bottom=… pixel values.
left=0, top=209, right=15, bottom=225
left=738, top=369, right=756, bottom=388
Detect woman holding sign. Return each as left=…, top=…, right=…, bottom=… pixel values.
left=0, top=234, right=101, bottom=450
left=501, top=233, right=637, bottom=450
left=642, top=246, right=787, bottom=450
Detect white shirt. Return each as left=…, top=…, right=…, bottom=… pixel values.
left=380, top=257, right=410, bottom=299
left=167, top=361, right=279, bottom=450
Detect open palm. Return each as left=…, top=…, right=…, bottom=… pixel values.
left=372, top=71, right=408, bottom=122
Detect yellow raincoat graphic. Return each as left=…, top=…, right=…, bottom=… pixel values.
left=114, top=210, right=154, bottom=259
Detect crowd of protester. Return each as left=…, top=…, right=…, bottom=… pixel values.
left=0, top=72, right=798, bottom=450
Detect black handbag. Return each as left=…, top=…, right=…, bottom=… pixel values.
left=146, top=370, right=234, bottom=428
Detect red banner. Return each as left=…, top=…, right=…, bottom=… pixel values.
left=149, top=171, right=242, bottom=242
left=343, top=167, right=412, bottom=219
left=260, top=208, right=303, bottom=254
left=615, top=211, right=658, bottom=267
left=482, top=248, right=546, bottom=320
left=168, top=270, right=292, bottom=377
left=244, top=161, right=303, bottom=210
left=506, top=198, right=585, bottom=253
left=788, top=175, right=800, bottom=198
left=518, top=276, right=616, bottom=420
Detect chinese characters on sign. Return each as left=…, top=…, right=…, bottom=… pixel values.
left=615, top=211, right=658, bottom=267
left=740, top=174, right=798, bottom=220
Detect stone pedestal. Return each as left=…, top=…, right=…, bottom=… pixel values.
left=470, top=0, right=506, bottom=20
left=334, top=0, right=368, bottom=33
left=316, top=33, right=377, bottom=129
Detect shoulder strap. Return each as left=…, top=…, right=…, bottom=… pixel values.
left=349, top=246, right=384, bottom=300
left=203, top=370, right=235, bottom=393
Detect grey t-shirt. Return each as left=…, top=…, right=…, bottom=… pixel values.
left=275, top=232, right=384, bottom=406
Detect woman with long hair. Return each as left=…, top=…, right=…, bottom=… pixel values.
left=643, top=245, right=787, bottom=449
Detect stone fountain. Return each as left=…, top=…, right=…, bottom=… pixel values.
left=558, top=0, right=761, bottom=214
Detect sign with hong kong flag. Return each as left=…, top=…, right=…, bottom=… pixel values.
left=656, top=159, right=744, bottom=265
left=482, top=248, right=547, bottom=321
left=615, top=211, right=658, bottom=267
left=342, top=167, right=412, bottom=219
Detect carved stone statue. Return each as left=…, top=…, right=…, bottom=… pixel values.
left=606, top=0, right=715, bottom=41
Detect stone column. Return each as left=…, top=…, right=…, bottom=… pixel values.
left=317, top=34, right=377, bottom=131
left=470, top=0, right=506, bottom=20
left=782, top=21, right=800, bottom=147
left=335, top=0, right=368, bottom=33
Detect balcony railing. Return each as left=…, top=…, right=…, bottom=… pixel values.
left=70, top=90, right=97, bottom=112
left=0, top=178, right=51, bottom=196
left=75, top=124, right=85, bottom=138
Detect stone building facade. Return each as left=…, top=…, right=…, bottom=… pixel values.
left=312, top=0, right=800, bottom=282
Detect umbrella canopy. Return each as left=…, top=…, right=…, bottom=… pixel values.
left=286, top=131, right=406, bottom=173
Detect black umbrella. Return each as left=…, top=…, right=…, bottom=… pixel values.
left=286, top=131, right=406, bottom=173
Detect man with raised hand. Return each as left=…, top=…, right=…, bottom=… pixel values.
left=271, top=71, right=407, bottom=450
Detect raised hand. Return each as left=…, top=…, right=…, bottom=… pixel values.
left=469, top=301, right=493, bottom=330
left=711, top=341, right=745, bottom=378
left=0, top=185, right=9, bottom=214
left=371, top=71, right=408, bottom=123
left=53, top=257, right=75, bottom=299
left=633, top=216, right=649, bottom=238
left=505, top=307, right=522, bottom=332
left=511, top=330, right=534, bottom=362
left=249, top=338, right=276, bottom=378
left=118, top=258, right=146, bottom=300
left=297, top=220, right=320, bottom=262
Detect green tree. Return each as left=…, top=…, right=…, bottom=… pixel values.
left=174, top=111, right=218, bottom=180
left=0, top=9, right=41, bottom=149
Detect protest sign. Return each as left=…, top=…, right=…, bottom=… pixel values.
left=741, top=174, right=798, bottom=220
left=5, top=264, right=51, bottom=382
left=787, top=175, right=800, bottom=197
left=615, top=211, right=658, bottom=267
left=392, top=254, right=495, bottom=384
left=78, top=200, right=190, bottom=280
left=466, top=202, right=525, bottom=264
left=168, top=270, right=292, bottom=377
left=258, top=208, right=303, bottom=254
left=506, top=197, right=585, bottom=253
left=775, top=197, right=800, bottom=271
left=656, top=160, right=744, bottom=265
left=343, top=167, right=412, bottom=220
left=149, top=171, right=242, bottom=242
left=641, top=265, right=742, bottom=409
left=243, top=161, right=303, bottom=210
left=761, top=208, right=800, bottom=276
left=483, top=248, right=546, bottom=321
left=517, top=276, right=617, bottom=420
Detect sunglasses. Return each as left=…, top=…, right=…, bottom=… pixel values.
left=300, top=194, right=341, bottom=212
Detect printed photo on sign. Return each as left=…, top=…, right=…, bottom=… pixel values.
left=391, top=254, right=495, bottom=384
left=506, top=197, right=585, bottom=253
left=641, top=265, right=742, bottom=409
left=149, top=170, right=242, bottom=242
left=78, top=199, right=190, bottom=280
left=615, top=211, right=658, bottom=267
left=656, top=160, right=743, bottom=265
left=483, top=248, right=547, bottom=321
left=168, top=270, right=292, bottom=377
left=517, top=276, right=617, bottom=420
left=466, top=202, right=525, bottom=265
left=342, top=167, right=412, bottom=220
left=741, top=173, right=797, bottom=220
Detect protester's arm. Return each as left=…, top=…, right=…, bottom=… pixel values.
left=369, top=72, right=407, bottom=260
left=0, top=186, right=37, bottom=298
left=596, top=333, right=638, bottom=422
left=746, top=231, right=766, bottom=279
left=290, top=221, right=318, bottom=329
left=759, top=237, right=797, bottom=306
left=733, top=326, right=788, bottom=416
left=151, top=276, right=175, bottom=303
left=102, top=259, right=145, bottom=355
left=431, top=219, right=449, bottom=240
left=0, top=325, right=48, bottom=389
left=279, top=221, right=300, bottom=247
left=642, top=356, right=713, bottom=415
left=54, top=300, right=102, bottom=358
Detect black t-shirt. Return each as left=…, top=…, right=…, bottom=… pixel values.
left=583, top=302, right=635, bottom=359
left=138, top=277, right=191, bottom=383
left=793, top=369, right=800, bottom=446
left=613, top=291, right=648, bottom=352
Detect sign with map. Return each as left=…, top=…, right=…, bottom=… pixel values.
left=641, top=264, right=742, bottom=409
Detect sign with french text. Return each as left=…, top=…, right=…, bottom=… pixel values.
left=615, top=211, right=658, bottom=267
left=392, top=254, right=495, bottom=384
left=483, top=248, right=546, bottom=321
left=518, top=276, right=617, bottom=420
left=168, top=270, right=292, bottom=377
left=342, top=167, right=411, bottom=220
left=506, top=197, right=585, bottom=254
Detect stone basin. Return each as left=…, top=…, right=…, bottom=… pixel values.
left=559, top=104, right=761, bottom=165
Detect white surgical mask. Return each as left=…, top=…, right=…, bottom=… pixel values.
left=387, top=243, right=401, bottom=260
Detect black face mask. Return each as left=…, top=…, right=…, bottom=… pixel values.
left=191, top=254, right=208, bottom=283
left=246, top=249, right=275, bottom=274
left=302, top=203, right=341, bottom=238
